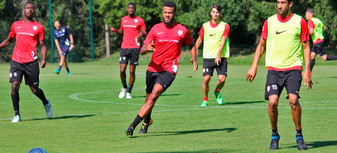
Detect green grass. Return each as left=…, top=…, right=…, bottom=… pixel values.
left=0, top=53, right=337, bottom=153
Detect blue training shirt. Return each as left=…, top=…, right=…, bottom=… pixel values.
left=53, top=27, right=71, bottom=51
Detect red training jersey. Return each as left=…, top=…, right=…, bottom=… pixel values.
left=9, top=20, right=44, bottom=64
left=120, top=15, right=146, bottom=49
left=143, top=22, right=193, bottom=75
left=199, top=21, right=230, bottom=38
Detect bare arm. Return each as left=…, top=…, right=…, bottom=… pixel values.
left=140, top=41, right=155, bottom=55
left=194, top=36, right=203, bottom=55
left=111, top=26, right=123, bottom=35
left=246, top=37, right=266, bottom=83
left=40, top=39, right=47, bottom=68
left=137, top=29, right=147, bottom=40
left=323, top=24, right=327, bottom=31
left=302, top=40, right=313, bottom=89
left=189, top=43, right=198, bottom=72
left=69, top=33, right=75, bottom=50
left=309, top=27, right=314, bottom=35
left=54, top=39, right=62, bottom=55
left=0, top=36, right=14, bottom=49
left=215, top=36, right=227, bottom=65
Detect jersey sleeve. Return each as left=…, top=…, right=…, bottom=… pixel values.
left=9, top=23, right=16, bottom=38
left=261, top=19, right=268, bottom=40
left=120, top=19, right=124, bottom=31
left=308, top=20, right=315, bottom=29
left=199, top=26, right=204, bottom=38
left=38, top=25, right=45, bottom=41
left=183, top=29, right=193, bottom=45
left=300, top=18, right=309, bottom=42
left=65, top=27, right=71, bottom=35
left=143, top=27, right=155, bottom=45
left=53, top=30, right=58, bottom=39
left=140, top=18, right=146, bottom=31
left=223, top=24, right=230, bottom=37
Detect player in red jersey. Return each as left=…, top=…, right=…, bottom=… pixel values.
left=0, top=2, right=52, bottom=123
left=111, top=2, right=147, bottom=99
left=124, top=1, right=198, bottom=136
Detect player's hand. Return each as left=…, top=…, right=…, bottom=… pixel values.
left=110, top=27, right=116, bottom=33
left=246, top=68, right=257, bottom=83
left=58, top=50, right=62, bottom=55
left=215, top=56, right=221, bottom=66
left=191, top=60, right=198, bottom=72
left=303, top=71, right=313, bottom=90
left=70, top=44, right=75, bottom=50
left=147, top=41, right=155, bottom=51
left=40, top=59, right=46, bottom=68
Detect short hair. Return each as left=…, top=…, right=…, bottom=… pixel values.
left=211, top=5, right=222, bottom=13
left=24, top=1, right=34, bottom=7
left=128, top=2, right=136, bottom=9
left=306, top=9, right=314, bottom=15
left=277, top=0, right=292, bottom=3
left=163, top=1, right=177, bottom=12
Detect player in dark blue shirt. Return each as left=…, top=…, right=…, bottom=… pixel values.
left=53, top=21, right=74, bottom=75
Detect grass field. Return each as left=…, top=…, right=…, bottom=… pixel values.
left=0, top=54, right=337, bottom=153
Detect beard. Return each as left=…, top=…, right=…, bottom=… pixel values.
left=163, top=16, right=175, bottom=25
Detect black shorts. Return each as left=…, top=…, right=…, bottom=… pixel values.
left=146, top=70, right=175, bottom=93
left=311, top=42, right=326, bottom=56
left=203, top=58, right=228, bottom=76
left=120, top=48, right=140, bottom=65
left=10, top=60, right=40, bottom=87
left=265, top=70, right=302, bottom=100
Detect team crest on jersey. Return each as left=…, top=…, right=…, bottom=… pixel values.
left=178, top=30, right=183, bottom=36
left=33, top=26, right=37, bottom=31
left=62, top=29, right=65, bottom=32
left=134, top=19, right=138, bottom=23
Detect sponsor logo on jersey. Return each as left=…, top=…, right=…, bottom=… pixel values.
left=275, top=30, right=286, bottom=35
left=210, top=33, right=216, bottom=36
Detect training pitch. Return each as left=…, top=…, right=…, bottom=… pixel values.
left=0, top=59, right=336, bottom=152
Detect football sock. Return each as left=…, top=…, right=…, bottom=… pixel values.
left=127, top=85, right=133, bottom=93
left=326, top=55, right=337, bottom=60
left=33, top=88, right=48, bottom=106
left=11, top=93, right=20, bottom=116
left=66, top=68, right=70, bottom=73
left=215, top=88, right=220, bottom=93
left=310, top=59, right=315, bottom=72
left=296, top=129, right=302, bottom=137
left=144, top=112, right=152, bottom=124
left=122, top=81, right=127, bottom=89
left=203, top=97, right=208, bottom=101
left=58, top=65, right=62, bottom=71
left=272, top=129, right=278, bottom=136
left=130, top=114, right=143, bottom=128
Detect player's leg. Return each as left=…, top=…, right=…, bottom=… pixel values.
left=54, top=52, right=64, bottom=74
left=214, top=58, right=228, bottom=105
left=63, top=51, right=71, bottom=75
left=119, top=49, right=129, bottom=98
left=126, top=65, right=136, bottom=99
left=9, top=61, right=24, bottom=123
left=310, top=52, right=316, bottom=73
left=201, top=75, right=211, bottom=106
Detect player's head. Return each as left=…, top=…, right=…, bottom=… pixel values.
left=127, top=2, right=136, bottom=16
left=305, top=9, right=314, bottom=20
left=23, top=1, right=35, bottom=19
left=276, top=0, right=293, bottom=17
left=54, top=20, right=61, bottom=30
left=163, top=1, right=176, bottom=25
left=210, top=5, right=222, bottom=20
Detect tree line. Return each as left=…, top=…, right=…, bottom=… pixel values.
left=0, top=0, right=336, bottom=62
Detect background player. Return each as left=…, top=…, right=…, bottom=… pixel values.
left=194, top=5, right=230, bottom=107
left=0, top=1, right=52, bottom=123
left=53, top=20, right=74, bottom=75
left=111, top=2, right=147, bottom=99
left=246, top=0, right=312, bottom=150
left=305, top=9, right=337, bottom=74
left=124, top=1, right=198, bottom=136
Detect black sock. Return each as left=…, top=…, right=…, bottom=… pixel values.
left=296, top=129, right=302, bottom=137
left=272, top=129, right=278, bottom=136
left=34, top=88, right=48, bottom=106
left=130, top=114, right=143, bottom=128
left=127, top=85, right=133, bottom=93
left=144, top=111, right=152, bottom=124
left=326, top=55, right=337, bottom=60
left=11, top=93, right=20, bottom=116
left=122, top=81, right=127, bottom=89
left=310, top=59, right=315, bottom=72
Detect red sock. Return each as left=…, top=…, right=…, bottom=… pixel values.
left=215, top=88, right=220, bottom=93
left=203, top=97, right=208, bottom=101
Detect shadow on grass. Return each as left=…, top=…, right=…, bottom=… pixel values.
left=138, top=148, right=238, bottom=153
left=133, top=93, right=180, bottom=98
left=285, top=140, right=337, bottom=149
left=28, top=114, right=96, bottom=121
left=224, top=100, right=265, bottom=105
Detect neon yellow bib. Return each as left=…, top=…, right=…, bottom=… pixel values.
left=202, top=21, right=230, bottom=59
left=310, top=18, right=324, bottom=42
left=265, top=14, right=304, bottom=69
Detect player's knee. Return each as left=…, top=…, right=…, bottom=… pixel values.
left=288, top=99, right=299, bottom=109
left=269, top=101, right=278, bottom=108
left=30, top=87, right=39, bottom=94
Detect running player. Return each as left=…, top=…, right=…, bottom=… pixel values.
left=53, top=20, right=74, bottom=75
left=111, top=2, right=147, bottom=99
left=0, top=2, right=53, bottom=123
left=246, top=0, right=313, bottom=150
left=124, top=1, right=198, bottom=136
left=194, top=5, right=230, bottom=107
left=305, top=9, right=337, bottom=74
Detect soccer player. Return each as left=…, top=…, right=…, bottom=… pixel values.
left=305, top=9, right=337, bottom=74
left=0, top=2, right=53, bottom=123
left=53, top=20, right=75, bottom=75
left=110, top=2, right=147, bottom=99
left=194, top=5, right=230, bottom=107
left=246, top=0, right=313, bottom=150
left=124, top=1, right=198, bottom=136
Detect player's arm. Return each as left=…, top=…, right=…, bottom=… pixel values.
left=140, top=41, right=155, bottom=55
left=69, top=33, right=75, bottom=50
left=54, top=39, right=62, bottom=55
left=137, top=29, right=147, bottom=40
left=189, top=43, right=198, bottom=72
left=39, top=39, right=47, bottom=68
left=194, top=36, right=203, bottom=55
left=0, top=35, right=14, bottom=49
left=302, top=40, right=313, bottom=90
left=323, top=24, right=327, bottom=31
left=246, top=37, right=266, bottom=83
left=215, top=35, right=227, bottom=66
left=110, top=26, right=123, bottom=35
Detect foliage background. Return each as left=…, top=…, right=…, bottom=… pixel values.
left=0, top=0, right=337, bottom=62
